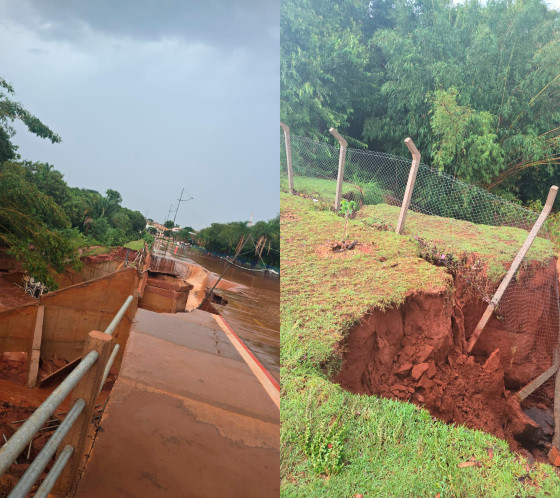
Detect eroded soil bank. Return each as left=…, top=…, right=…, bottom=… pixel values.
left=334, top=257, right=559, bottom=460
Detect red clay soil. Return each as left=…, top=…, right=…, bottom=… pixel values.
left=0, top=371, right=72, bottom=496
left=0, top=356, right=116, bottom=496
left=82, top=247, right=140, bottom=264
left=0, top=279, right=36, bottom=312
left=334, top=258, right=560, bottom=457
left=456, top=258, right=559, bottom=389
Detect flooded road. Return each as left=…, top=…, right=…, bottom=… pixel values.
left=153, top=242, right=280, bottom=380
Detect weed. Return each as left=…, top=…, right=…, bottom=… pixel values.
left=303, top=417, right=347, bottom=477
left=338, top=199, right=358, bottom=241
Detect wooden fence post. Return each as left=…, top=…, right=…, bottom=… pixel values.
left=329, top=128, right=348, bottom=211
left=53, top=330, right=112, bottom=496
left=553, top=365, right=560, bottom=449
left=280, top=122, right=294, bottom=194
left=467, top=185, right=558, bottom=353
left=396, top=137, right=421, bottom=234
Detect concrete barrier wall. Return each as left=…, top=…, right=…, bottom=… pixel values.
left=0, top=303, right=38, bottom=354
left=139, top=276, right=192, bottom=313
left=40, top=267, right=138, bottom=368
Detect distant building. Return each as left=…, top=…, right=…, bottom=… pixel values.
left=146, top=221, right=166, bottom=238
left=146, top=221, right=184, bottom=238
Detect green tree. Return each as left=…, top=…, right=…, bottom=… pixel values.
left=195, top=217, right=279, bottom=267
left=111, top=211, right=132, bottom=233
left=281, top=0, right=371, bottom=146
left=0, top=162, right=84, bottom=287
left=282, top=0, right=560, bottom=203
left=176, top=226, right=195, bottom=242
left=0, top=77, right=61, bottom=162
left=126, top=209, right=147, bottom=233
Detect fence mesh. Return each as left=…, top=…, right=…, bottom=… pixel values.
left=281, top=131, right=560, bottom=395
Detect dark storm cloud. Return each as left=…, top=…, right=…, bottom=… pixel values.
left=0, top=1, right=279, bottom=229
left=1, top=0, right=279, bottom=49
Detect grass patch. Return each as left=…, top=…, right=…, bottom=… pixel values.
left=280, top=193, right=560, bottom=496
left=281, top=174, right=379, bottom=205
left=123, top=239, right=145, bottom=251
left=359, top=204, right=555, bottom=282
left=80, top=245, right=112, bottom=257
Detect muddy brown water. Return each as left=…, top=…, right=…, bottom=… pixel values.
left=154, top=244, right=280, bottom=380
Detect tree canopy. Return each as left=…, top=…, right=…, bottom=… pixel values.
left=194, top=217, right=280, bottom=267
left=0, top=159, right=147, bottom=287
left=0, top=77, right=61, bottom=162
left=281, top=0, right=560, bottom=203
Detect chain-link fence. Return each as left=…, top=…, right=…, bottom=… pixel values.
left=281, top=130, right=560, bottom=396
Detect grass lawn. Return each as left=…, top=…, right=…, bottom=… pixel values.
left=359, top=204, right=555, bottom=283
left=281, top=174, right=385, bottom=205
left=123, top=239, right=145, bottom=251
left=80, top=245, right=113, bottom=257
left=280, top=193, right=560, bottom=496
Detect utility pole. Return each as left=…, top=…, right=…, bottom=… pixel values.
left=167, top=204, right=175, bottom=222
left=162, top=204, right=175, bottom=253
left=165, top=188, right=194, bottom=254
left=172, top=188, right=194, bottom=226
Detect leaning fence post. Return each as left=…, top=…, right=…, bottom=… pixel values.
left=280, top=122, right=294, bottom=194
left=53, top=330, right=112, bottom=496
left=396, top=138, right=421, bottom=234
left=329, top=128, right=348, bottom=211
left=467, top=185, right=558, bottom=353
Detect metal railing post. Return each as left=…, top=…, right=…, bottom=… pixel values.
left=329, top=128, right=348, bottom=211
left=396, top=137, right=421, bottom=234
left=280, top=122, right=294, bottom=194
left=53, top=331, right=113, bottom=496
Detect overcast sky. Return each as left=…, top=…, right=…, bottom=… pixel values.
left=0, top=1, right=279, bottom=229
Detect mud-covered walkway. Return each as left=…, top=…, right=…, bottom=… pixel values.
left=74, top=307, right=280, bottom=497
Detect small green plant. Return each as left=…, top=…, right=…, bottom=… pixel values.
left=338, top=199, right=357, bottom=241
left=303, top=418, right=347, bottom=476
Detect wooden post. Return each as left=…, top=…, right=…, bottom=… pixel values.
left=396, top=138, right=421, bottom=235
left=554, top=367, right=560, bottom=448
left=329, top=128, right=348, bottom=211
left=280, top=122, right=294, bottom=194
left=53, top=331, right=112, bottom=496
left=26, top=305, right=44, bottom=388
left=517, top=363, right=560, bottom=401
left=467, top=185, right=558, bottom=353
left=552, top=275, right=560, bottom=448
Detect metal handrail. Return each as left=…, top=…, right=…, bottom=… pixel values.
left=0, top=295, right=134, bottom=496
left=0, top=351, right=99, bottom=475
left=34, top=445, right=74, bottom=498
left=101, top=344, right=120, bottom=391
left=104, top=295, right=134, bottom=336
left=9, top=399, right=86, bottom=498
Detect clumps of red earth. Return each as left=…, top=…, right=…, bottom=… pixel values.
left=334, top=282, right=555, bottom=458
left=82, top=246, right=140, bottom=264
left=0, top=352, right=28, bottom=384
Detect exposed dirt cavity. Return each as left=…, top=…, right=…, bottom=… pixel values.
left=334, top=261, right=558, bottom=460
